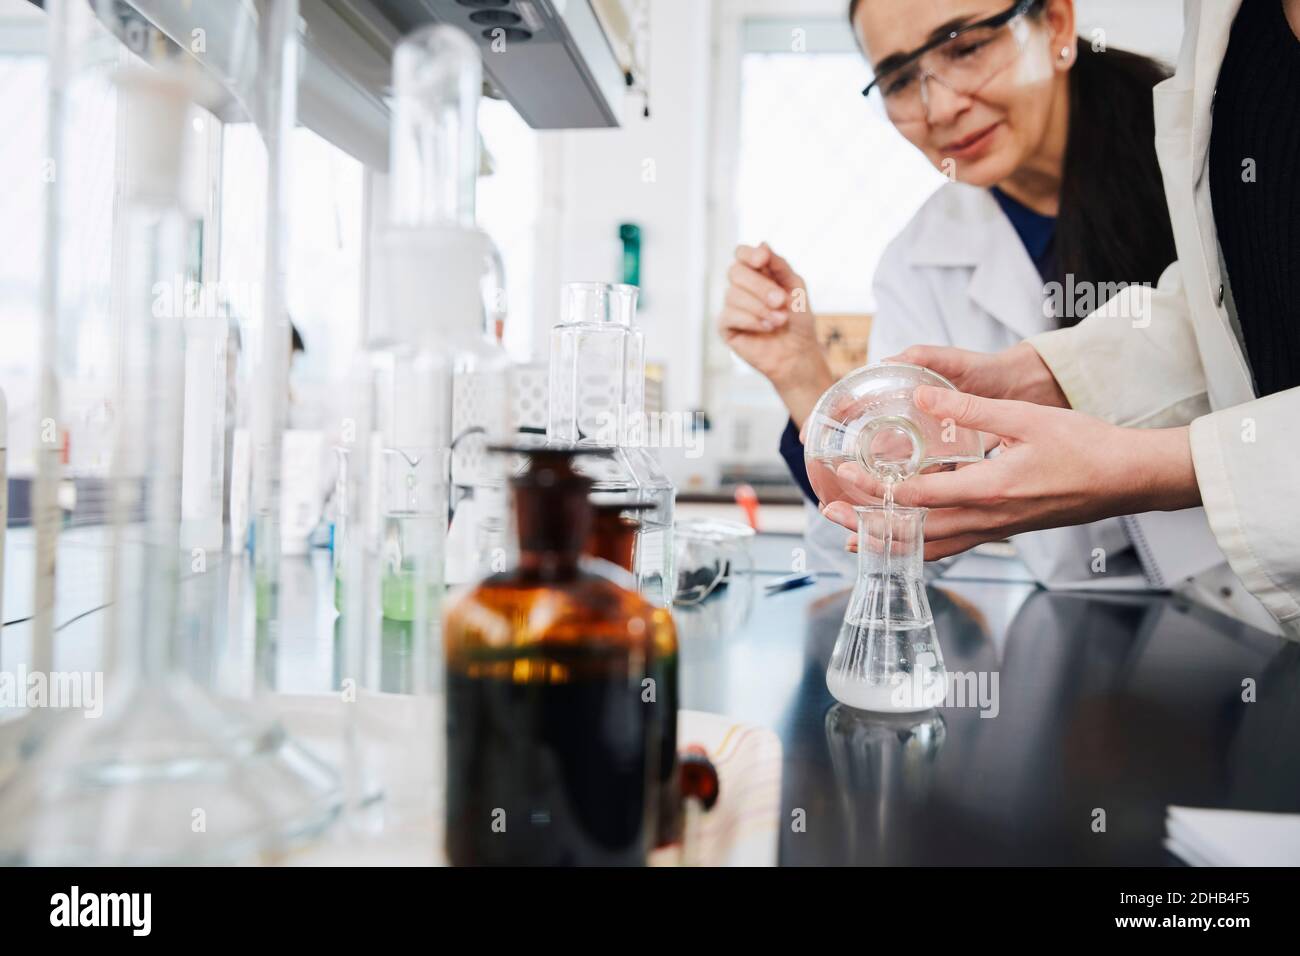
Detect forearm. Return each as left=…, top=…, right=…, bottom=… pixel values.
left=1006, top=341, right=1070, bottom=409
left=1118, top=424, right=1202, bottom=513
left=770, top=354, right=835, bottom=430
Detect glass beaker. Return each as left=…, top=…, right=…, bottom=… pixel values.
left=803, top=363, right=984, bottom=504
left=826, top=505, right=947, bottom=713
left=674, top=519, right=755, bottom=606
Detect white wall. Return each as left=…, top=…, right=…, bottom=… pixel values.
left=1075, top=0, right=1185, bottom=64
left=540, top=0, right=714, bottom=412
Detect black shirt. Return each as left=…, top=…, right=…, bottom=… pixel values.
left=1208, top=0, right=1300, bottom=397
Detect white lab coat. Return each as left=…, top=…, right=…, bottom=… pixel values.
left=1031, top=0, right=1300, bottom=639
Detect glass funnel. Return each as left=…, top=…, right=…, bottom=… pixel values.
left=826, top=506, right=947, bottom=713
left=803, top=363, right=984, bottom=504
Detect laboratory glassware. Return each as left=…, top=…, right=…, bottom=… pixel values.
left=824, top=705, right=946, bottom=861
left=443, top=445, right=661, bottom=865
left=674, top=518, right=755, bottom=606
left=0, top=32, right=339, bottom=864
left=585, top=500, right=682, bottom=848
left=336, top=24, right=504, bottom=837
left=379, top=22, right=511, bottom=593
left=548, top=282, right=675, bottom=605
left=826, top=505, right=947, bottom=712
left=801, top=362, right=981, bottom=711
left=0, top=386, right=6, bottom=652
left=803, top=362, right=985, bottom=504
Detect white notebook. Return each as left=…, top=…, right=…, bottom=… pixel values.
left=1014, top=508, right=1224, bottom=592
left=1165, top=807, right=1300, bottom=866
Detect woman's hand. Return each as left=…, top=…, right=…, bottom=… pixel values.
left=820, top=385, right=1202, bottom=560
left=718, top=243, right=832, bottom=427
left=887, top=341, right=1071, bottom=410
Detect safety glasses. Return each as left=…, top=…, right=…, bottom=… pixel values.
left=862, top=0, right=1040, bottom=122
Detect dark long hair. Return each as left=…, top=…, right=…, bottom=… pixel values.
left=1055, top=38, right=1176, bottom=322
left=848, top=1, right=1177, bottom=327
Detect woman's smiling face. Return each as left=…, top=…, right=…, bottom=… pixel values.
left=853, top=0, right=1074, bottom=188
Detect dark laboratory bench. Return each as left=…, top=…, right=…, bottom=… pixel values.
left=3, top=527, right=1298, bottom=866
left=676, top=535, right=1300, bottom=865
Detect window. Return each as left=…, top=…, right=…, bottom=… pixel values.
left=218, top=123, right=365, bottom=428
left=731, top=19, right=944, bottom=316
left=704, top=4, right=945, bottom=468
left=477, top=96, right=542, bottom=362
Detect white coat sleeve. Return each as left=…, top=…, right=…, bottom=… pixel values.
left=867, top=237, right=952, bottom=363
left=1028, top=263, right=1212, bottom=427
left=1030, top=263, right=1300, bottom=637
left=1189, top=389, right=1300, bottom=638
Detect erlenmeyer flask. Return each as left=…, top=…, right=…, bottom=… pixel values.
left=826, top=505, right=947, bottom=713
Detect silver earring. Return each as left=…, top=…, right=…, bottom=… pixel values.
left=1060, top=46, right=1072, bottom=60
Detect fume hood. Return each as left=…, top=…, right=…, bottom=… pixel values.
left=115, top=0, right=640, bottom=168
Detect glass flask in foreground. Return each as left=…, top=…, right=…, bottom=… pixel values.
left=0, top=22, right=339, bottom=863
left=804, top=363, right=976, bottom=713
left=547, top=282, right=674, bottom=605
left=826, top=506, right=946, bottom=713
left=803, top=362, right=984, bottom=503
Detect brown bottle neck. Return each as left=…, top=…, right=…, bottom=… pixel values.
left=511, top=452, right=592, bottom=580
left=517, top=550, right=582, bottom=581
left=584, top=510, right=639, bottom=573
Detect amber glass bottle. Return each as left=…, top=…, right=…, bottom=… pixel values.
left=585, top=503, right=683, bottom=848
left=443, top=448, right=660, bottom=865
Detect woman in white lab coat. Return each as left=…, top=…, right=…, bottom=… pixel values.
left=720, top=0, right=1216, bottom=587
left=820, top=0, right=1300, bottom=637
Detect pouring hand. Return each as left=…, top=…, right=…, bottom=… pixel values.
left=886, top=341, right=1071, bottom=410
left=820, top=385, right=1201, bottom=561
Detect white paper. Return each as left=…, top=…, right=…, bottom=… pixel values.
left=1165, top=806, right=1300, bottom=867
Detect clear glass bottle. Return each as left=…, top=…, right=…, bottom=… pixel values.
left=379, top=23, right=511, bottom=589
left=443, top=446, right=661, bottom=865
left=826, top=505, right=947, bottom=713
left=547, top=282, right=674, bottom=605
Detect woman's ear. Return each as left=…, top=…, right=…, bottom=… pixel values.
left=1042, top=0, right=1078, bottom=70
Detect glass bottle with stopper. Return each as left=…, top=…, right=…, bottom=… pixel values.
left=584, top=497, right=682, bottom=849
left=357, top=22, right=510, bottom=624
left=442, top=443, right=666, bottom=865
left=803, top=364, right=985, bottom=713
left=547, top=282, right=674, bottom=606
